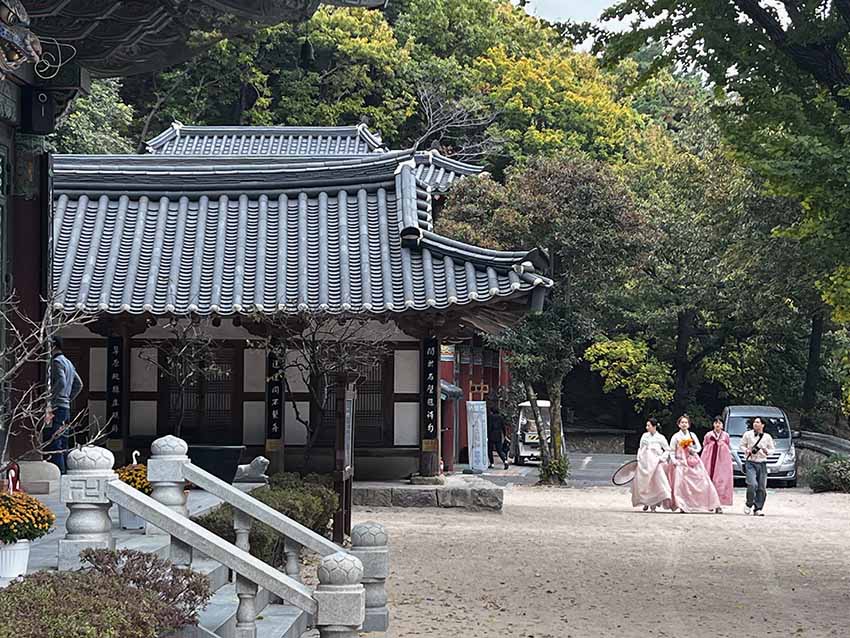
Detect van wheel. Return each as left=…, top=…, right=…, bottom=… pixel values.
left=784, top=479, right=797, bottom=488
left=515, top=455, right=525, bottom=466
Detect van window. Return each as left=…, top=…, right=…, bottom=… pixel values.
left=726, top=416, right=789, bottom=439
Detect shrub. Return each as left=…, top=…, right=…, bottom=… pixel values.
left=0, top=491, right=55, bottom=543
left=194, top=476, right=338, bottom=567
left=808, top=455, right=850, bottom=493
left=81, top=548, right=211, bottom=627
left=116, top=463, right=152, bottom=495
left=0, top=564, right=205, bottom=638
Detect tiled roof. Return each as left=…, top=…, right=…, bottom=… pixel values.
left=52, top=152, right=550, bottom=329
left=146, top=122, right=387, bottom=157
left=145, top=123, right=484, bottom=193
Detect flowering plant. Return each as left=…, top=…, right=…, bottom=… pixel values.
left=678, top=436, right=695, bottom=449
left=117, top=464, right=152, bottom=496
left=0, top=491, right=55, bottom=544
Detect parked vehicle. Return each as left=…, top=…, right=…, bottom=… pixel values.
left=511, top=401, right=550, bottom=465
left=511, top=400, right=567, bottom=465
left=722, top=405, right=798, bottom=487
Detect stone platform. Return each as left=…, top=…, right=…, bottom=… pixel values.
left=353, top=474, right=503, bottom=511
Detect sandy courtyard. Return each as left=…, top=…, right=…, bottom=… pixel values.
left=354, top=486, right=850, bottom=638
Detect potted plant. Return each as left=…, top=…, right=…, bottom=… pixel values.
left=0, top=490, right=55, bottom=577
left=115, top=454, right=151, bottom=530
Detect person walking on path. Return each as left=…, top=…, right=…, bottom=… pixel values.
left=702, top=415, right=734, bottom=512
left=487, top=401, right=509, bottom=470
left=46, top=336, right=82, bottom=474
left=666, top=415, right=721, bottom=513
left=740, top=416, right=775, bottom=516
left=631, top=418, right=671, bottom=512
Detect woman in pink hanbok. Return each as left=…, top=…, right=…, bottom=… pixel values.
left=701, top=415, right=733, bottom=511
left=666, top=415, right=721, bottom=513
left=631, top=418, right=672, bottom=512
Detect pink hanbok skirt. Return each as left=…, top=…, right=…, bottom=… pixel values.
left=665, top=452, right=721, bottom=513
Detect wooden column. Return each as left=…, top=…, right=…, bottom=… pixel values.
left=265, top=340, right=285, bottom=474
left=333, top=375, right=355, bottom=544
left=420, top=337, right=441, bottom=477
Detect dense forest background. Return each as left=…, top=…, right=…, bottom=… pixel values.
left=52, top=0, right=850, bottom=437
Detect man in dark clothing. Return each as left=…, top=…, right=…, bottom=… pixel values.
left=487, top=401, right=509, bottom=470
left=46, top=336, right=83, bottom=473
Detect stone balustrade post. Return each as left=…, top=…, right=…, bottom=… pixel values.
left=58, top=446, right=117, bottom=571
left=284, top=537, right=302, bottom=583
left=146, top=435, right=189, bottom=536
left=351, top=521, right=389, bottom=632
left=234, top=509, right=258, bottom=638
left=315, top=552, right=365, bottom=638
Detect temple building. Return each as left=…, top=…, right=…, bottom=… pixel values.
left=52, top=125, right=552, bottom=478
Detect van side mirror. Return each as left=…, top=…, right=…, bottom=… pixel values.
left=792, top=430, right=801, bottom=440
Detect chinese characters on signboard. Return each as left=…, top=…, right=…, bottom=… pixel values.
left=266, top=346, right=284, bottom=442
left=422, top=337, right=439, bottom=441
left=106, top=337, right=122, bottom=437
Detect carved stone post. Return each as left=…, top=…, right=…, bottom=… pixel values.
left=315, top=552, right=365, bottom=638
left=146, top=435, right=189, bottom=536
left=351, top=522, right=389, bottom=632
left=284, top=537, right=302, bottom=583
left=58, top=446, right=117, bottom=571
left=234, top=509, right=258, bottom=638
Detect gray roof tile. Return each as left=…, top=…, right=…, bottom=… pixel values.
left=52, top=152, right=550, bottom=323
left=145, top=123, right=484, bottom=193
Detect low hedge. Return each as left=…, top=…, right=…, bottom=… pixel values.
left=808, top=455, right=850, bottom=493
left=194, top=473, right=337, bottom=567
left=0, top=550, right=211, bottom=638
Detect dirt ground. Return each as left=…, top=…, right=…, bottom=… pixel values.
left=353, top=486, right=850, bottom=638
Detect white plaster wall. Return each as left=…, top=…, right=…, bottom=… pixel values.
left=285, top=351, right=308, bottom=393
left=285, top=401, right=310, bottom=445
left=131, top=348, right=158, bottom=392
left=393, top=402, right=419, bottom=446
left=394, top=350, right=420, bottom=393
left=89, top=347, right=106, bottom=392
left=129, top=400, right=158, bottom=436
left=244, top=349, right=266, bottom=392
left=243, top=401, right=266, bottom=445
left=88, top=400, right=106, bottom=435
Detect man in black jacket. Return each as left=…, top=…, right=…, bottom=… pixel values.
left=487, top=400, right=509, bottom=470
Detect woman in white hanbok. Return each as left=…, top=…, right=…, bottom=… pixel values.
left=631, top=418, right=672, bottom=511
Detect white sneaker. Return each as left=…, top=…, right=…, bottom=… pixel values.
left=743, top=506, right=752, bottom=515
left=754, top=509, right=764, bottom=517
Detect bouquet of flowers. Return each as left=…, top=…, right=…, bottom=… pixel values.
left=0, top=492, right=55, bottom=544
left=116, top=463, right=152, bottom=496
left=678, top=436, right=695, bottom=449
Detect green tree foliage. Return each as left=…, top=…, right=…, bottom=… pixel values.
left=585, top=338, right=674, bottom=412
left=598, top=0, right=850, bottom=322
left=50, top=79, right=135, bottom=154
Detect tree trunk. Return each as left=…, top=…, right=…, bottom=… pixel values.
left=672, top=308, right=696, bottom=427
left=547, top=380, right=564, bottom=463
left=801, top=310, right=825, bottom=429
left=524, top=382, right=551, bottom=467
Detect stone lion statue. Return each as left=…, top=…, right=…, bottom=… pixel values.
left=234, top=456, right=270, bottom=483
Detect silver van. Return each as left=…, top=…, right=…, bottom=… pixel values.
left=722, top=405, right=798, bottom=487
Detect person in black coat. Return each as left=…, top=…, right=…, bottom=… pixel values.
left=487, top=400, right=509, bottom=470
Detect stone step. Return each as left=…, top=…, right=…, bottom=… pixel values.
left=255, top=603, right=311, bottom=638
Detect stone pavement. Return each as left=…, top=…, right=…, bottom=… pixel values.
left=353, top=474, right=503, bottom=511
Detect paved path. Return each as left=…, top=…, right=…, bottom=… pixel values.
left=478, top=452, right=632, bottom=487
left=354, top=485, right=850, bottom=638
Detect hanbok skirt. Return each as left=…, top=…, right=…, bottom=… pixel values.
left=631, top=447, right=672, bottom=508
left=665, top=453, right=721, bottom=512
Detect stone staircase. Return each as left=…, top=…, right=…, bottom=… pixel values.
left=54, top=436, right=389, bottom=638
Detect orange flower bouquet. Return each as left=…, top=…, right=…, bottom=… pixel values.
left=679, top=436, right=695, bottom=449
left=0, top=491, right=55, bottom=544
